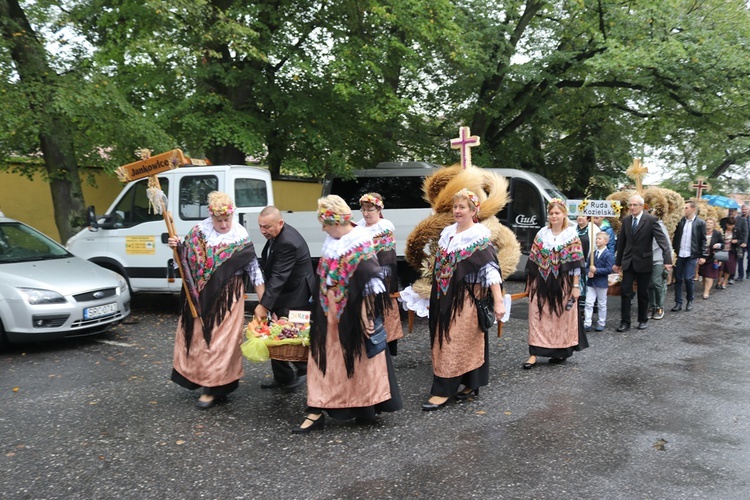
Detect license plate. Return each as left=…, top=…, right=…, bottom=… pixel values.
left=84, top=303, right=118, bottom=320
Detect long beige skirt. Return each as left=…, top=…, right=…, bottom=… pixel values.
left=432, top=294, right=485, bottom=379
left=528, top=298, right=579, bottom=349
left=307, top=320, right=392, bottom=409
left=172, top=301, right=246, bottom=388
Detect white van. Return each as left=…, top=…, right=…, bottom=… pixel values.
left=66, top=164, right=273, bottom=294
left=273, top=162, right=565, bottom=283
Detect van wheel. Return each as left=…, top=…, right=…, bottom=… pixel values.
left=0, top=320, right=9, bottom=351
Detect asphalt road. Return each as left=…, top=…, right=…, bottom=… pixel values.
left=2, top=280, right=750, bottom=499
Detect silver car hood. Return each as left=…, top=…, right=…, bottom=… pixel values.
left=0, top=257, right=121, bottom=295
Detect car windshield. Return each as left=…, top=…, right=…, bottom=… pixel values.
left=0, top=222, right=72, bottom=264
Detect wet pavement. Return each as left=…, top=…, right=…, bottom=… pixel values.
left=2, top=280, right=750, bottom=499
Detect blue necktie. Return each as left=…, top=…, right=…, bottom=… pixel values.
left=632, top=217, right=638, bottom=231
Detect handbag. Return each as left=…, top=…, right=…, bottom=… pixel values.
left=714, top=250, right=729, bottom=263
left=365, top=316, right=387, bottom=358
left=468, top=286, right=495, bottom=333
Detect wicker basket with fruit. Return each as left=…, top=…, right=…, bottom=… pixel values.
left=241, top=314, right=311, bottom=362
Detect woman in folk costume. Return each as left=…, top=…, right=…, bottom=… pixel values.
left=523, top=198, right=588, bottom=369
left=357, top=192, right=404, bottom=356
left=168, top=191, right=265, bottom=409
left=294, top=195, right=402, bottom=434
left=422, top=188, right=506, bottom=411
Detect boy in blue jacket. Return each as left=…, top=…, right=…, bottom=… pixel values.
left=584, top=232, right=614, bottom=332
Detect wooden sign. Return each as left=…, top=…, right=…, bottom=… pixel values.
left=115, top=149, right=189, bottom=183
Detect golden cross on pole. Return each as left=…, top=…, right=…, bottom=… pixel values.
left=450, top=126, right=481, bottom=169
left=625, top=158, right=648, bottom=193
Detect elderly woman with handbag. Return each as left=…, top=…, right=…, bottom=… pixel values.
left=294, top=195, right=402, bottom=434
left=422, top=188, right=506, bottom=411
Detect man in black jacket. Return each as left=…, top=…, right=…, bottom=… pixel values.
left=613, top=195, right=673, bottom=331
left=671, top=201, right=707, bottom=312
left=254, top=206, right=316, bottom=392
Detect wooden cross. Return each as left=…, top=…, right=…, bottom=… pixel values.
left=691, top=178, right=710, bottom=198
left=450, top=126, right=480, bottom=169
left=625, top=158, right=648, bottom=192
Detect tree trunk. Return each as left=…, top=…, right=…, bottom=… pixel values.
left=1, top=0, right=86, bottom=242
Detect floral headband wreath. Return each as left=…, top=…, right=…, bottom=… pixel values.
left=548, top=197, right=566, bottom=212
left=318, top=208, right=352, bottom=225
left=359, top=194, right=384, bottom=210
left=208, top=203, right=235, bottom=217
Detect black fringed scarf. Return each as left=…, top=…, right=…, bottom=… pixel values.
left=179, top=242, right=257, bottom=355
left=310, top=252, right=388, bottom=378
left=525, top=226, right=585, bottom=317
left=428, top=242, right=499, bottom=349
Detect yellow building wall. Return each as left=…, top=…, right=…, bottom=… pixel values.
left=272, top=179, right=323, bottom=211
left=0, top=168, right=122, bottom=243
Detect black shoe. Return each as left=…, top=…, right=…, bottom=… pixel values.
left=671, top=304, right=682, bottom=312
left=292, top=414, right=325, bottom=434
left=616, top=322, right=630, bottom=332
left=260, top=379, right=285, bottom=390
left=196, top=394, right=227, bottom=409
left=522, top=357, right=537, bottom=369
left=685, top=301, right=693, bottom=311
left=281, top=375, right=307, bottom=393
left=354, top=416, right=380, bottom=425
left=422, top=398, right=449, bottom=411
left=455, top=388, right=479, bottom=401
left=548, top=357, right=567, bottom=364
left=637, top=322, right=648, bottom=330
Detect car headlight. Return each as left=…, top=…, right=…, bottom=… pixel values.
left=18, top=288, right=68, bottom=305
left=115, top=274, right=128, bottom=295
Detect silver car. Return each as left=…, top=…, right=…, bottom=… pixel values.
left=0, top=216, right=131, bottom=346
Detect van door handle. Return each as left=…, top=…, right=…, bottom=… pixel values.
left=161, top=233, right=170, bottom=244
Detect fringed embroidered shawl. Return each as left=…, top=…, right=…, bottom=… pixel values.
left=526, top=225, right=585, bottom=316
left=429, top=223, right=501, bottom=348
left=178, top=219, right=263, bottom=351
left=311, top=225, right=388, bottom=377
left=357, top=218, right=398, bottom=294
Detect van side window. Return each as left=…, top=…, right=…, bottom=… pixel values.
left=112, top=178, right=170, bottom=228
left=180, top=175, right=219, bottom=220
left=235, top=178, right=268, bottom=207
left=331, top=177, right=430, bottom=209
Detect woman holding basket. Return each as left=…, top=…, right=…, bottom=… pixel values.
left=294, top=195, right=402, bottom=434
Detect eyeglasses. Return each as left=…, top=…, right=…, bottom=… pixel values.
left=360, top=208, right=378, bottom=213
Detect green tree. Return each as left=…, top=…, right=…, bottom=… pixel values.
left=449, top=0, right=750, bottom=191
left=0, top=0, right=173, bottom=241
left=70, top=0, right=462, bottom=177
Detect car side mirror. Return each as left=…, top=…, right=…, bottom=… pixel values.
left=87, top=206, right=99, bottom=231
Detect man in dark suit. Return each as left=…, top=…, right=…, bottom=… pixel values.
left=254, top=206, right=316, bottom=392
left=612, top=195, right=673, bottom=331
left=671, top=201, right=707, bottom=312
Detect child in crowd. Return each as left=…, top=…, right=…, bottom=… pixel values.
left=584, top=232, right=614, bottom=332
